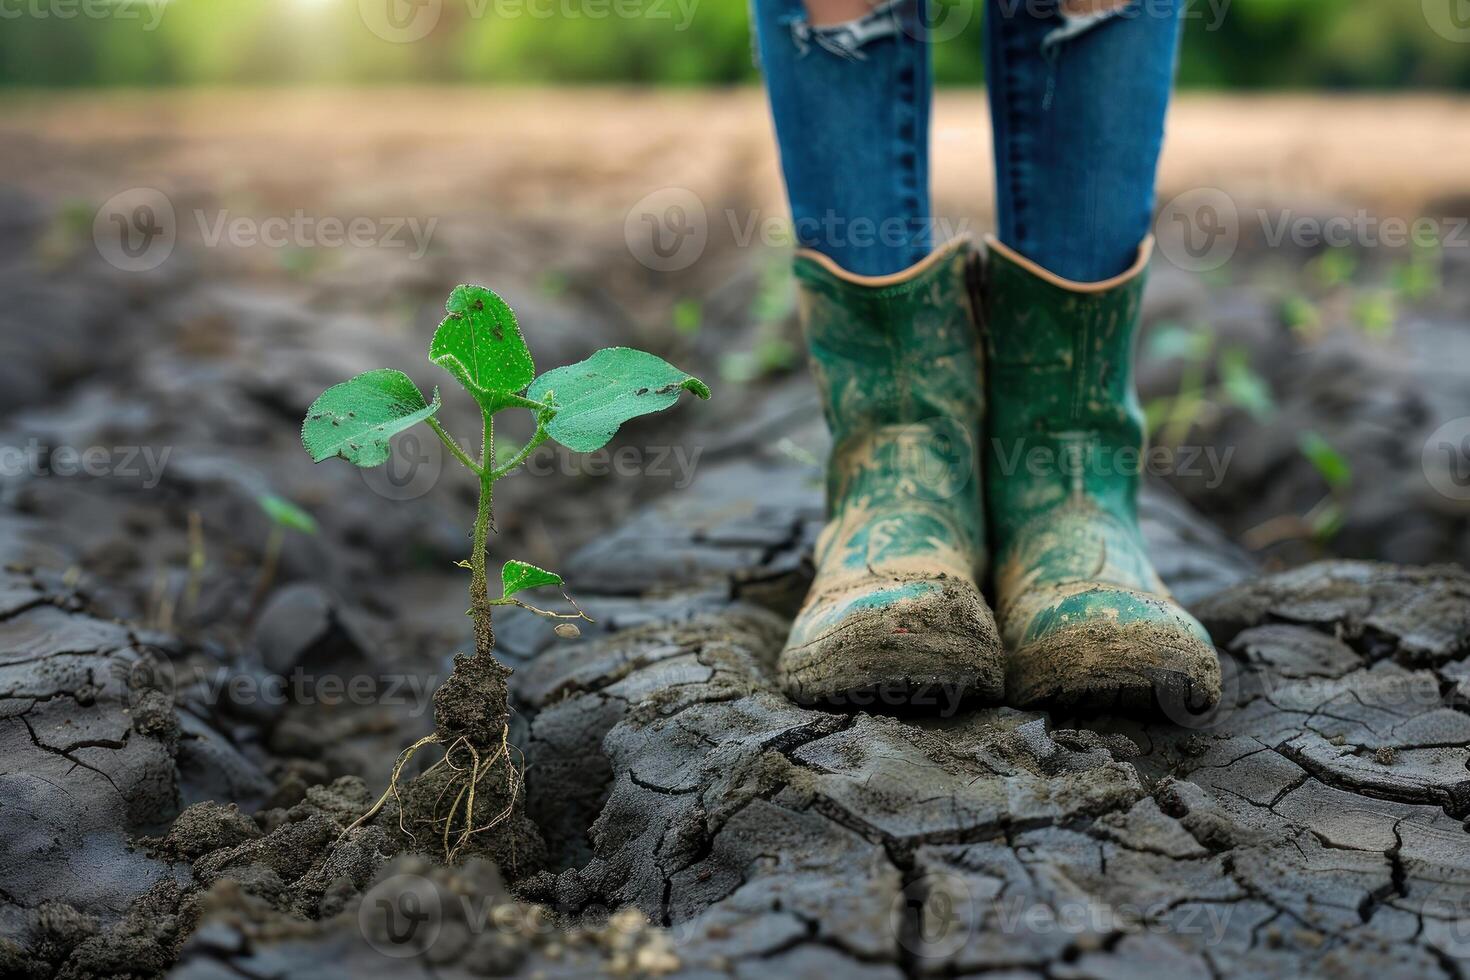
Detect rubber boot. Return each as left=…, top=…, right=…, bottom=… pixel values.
left=982, top=235, right=1221, bottom=714
left=778, top=236, right=1005, bottom=709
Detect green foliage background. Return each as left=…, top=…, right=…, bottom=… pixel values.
left=0, top=0, right=1463, bottom=89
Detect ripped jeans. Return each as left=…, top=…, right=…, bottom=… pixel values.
left=751, top=0, right=1182, bottom=280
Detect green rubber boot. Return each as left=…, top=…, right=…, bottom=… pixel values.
left=778, top=237, right=1004, bottom=710
left=983, top=235, right=1221, bottom=715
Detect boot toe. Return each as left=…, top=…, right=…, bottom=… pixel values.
left=779, top=578, right=1004, bottom=712
left=1005, top=585, right=1221, bottom=717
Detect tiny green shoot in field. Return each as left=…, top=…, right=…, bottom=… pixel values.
left=250, top=492, right=319, bottom=616
left=300, top=285, right=709, bottom=655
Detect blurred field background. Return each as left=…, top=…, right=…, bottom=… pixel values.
left=1, top=0, right=1466, bottom=89
left=2, top=0, right=1469, bottom=578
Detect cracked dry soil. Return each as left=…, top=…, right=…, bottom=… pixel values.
left=1, top=178, right=1469, bottom=978
left=5, top=460, right=1470, bottom=979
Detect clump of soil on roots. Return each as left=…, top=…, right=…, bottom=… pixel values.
left=350, top=653, right=546, bottom=877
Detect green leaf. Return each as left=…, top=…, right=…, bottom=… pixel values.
left=1280, top=295, right=1321, bottom=338
left=501, top=560, right=563, bottom=599
left=672, top=298, right=702, bottom=336
left=1311, top=248, right=1357, bottom=289
left=1298, top=431, right=1351, bottom=491
left=429, top=285, right=535, bottom=412
left=526, top=347, right=710, bottom=453
left=1145, top=323, right=1211, bottom=362
left=1310, top=500, right=1345, bottom=543
left=1219, top=347, right=1275, bottom=422
left=301, top=369, right=441, bottom=467
left=1352, top=291, right=1396, bottom=339
left=256, top=493, right=319, bottom=535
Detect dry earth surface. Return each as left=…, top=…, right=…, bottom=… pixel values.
left=0, top=90, right=1467, bottom=979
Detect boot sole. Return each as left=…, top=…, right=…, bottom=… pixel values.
left=1006, top=619, right=1222, bottom=721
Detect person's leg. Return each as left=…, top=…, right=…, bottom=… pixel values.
left=986, top=0, right=1180, bottom=282
left=753, top=0, right=1004, bottom=708
left=982, top=0, right=1222, bottom=717
left=751, top=0, right=932, bottom=276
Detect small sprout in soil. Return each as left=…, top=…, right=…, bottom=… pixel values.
left=302, top=285, right=708, bottom=865
left=249, top=492, right=319, bottom=618
left=1310, top=247, right=1358, bottom=289
left=1243, top=430, right=1352, bottom=551
left=1280, top=294, right=1322, bottom=341
left=1351, top=290, right=1397, bottom=339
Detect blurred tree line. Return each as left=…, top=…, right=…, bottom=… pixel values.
left=0, top=0, right=1464, bottom=89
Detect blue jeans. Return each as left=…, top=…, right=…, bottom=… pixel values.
left=752, top=0, right=1182, bottom=280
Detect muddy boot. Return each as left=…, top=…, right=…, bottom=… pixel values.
left=983, top=236, right=1221, bottom=715
left=778, top=237, right=1004, bottom=710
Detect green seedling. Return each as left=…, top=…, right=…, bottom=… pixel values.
left=1351, top=290, right=1396, bottom=339
left=720, top=252, right=798, bottom=384
left=672, top=298, right=703, bottom=337
left=1143, top=324, right=1276, bottom=446
left=1280, top=294, right=1323, bottom=341
left=1143, top=323, right=1214, bottom=444
left=250, top=493, right=320, bottom=616
left=1298, top=430, right=1351, bottom=544
left=150, top=510, right=210, bottom=633
left=1392, top=230, right=1442, bottom=303
left=1310, top=247, right=1358, bottom=289
left=1218, top=346, right=1275, bottom=423
left=301, top=284, right=708, bottom=863
left=1247, top=430, right=1352, bottom=551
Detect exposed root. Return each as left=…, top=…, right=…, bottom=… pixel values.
left=335, top=731, right=444, bottom=844
left=334, top=726, right=524, bottom=865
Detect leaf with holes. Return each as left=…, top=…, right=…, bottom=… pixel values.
left=301, top=369, right=440, bottom=468
left=526, top=347, right=710, bottom=453
left=429, top=285, right=536, bottom=413
left=501, top=560, right=563, bottom=599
